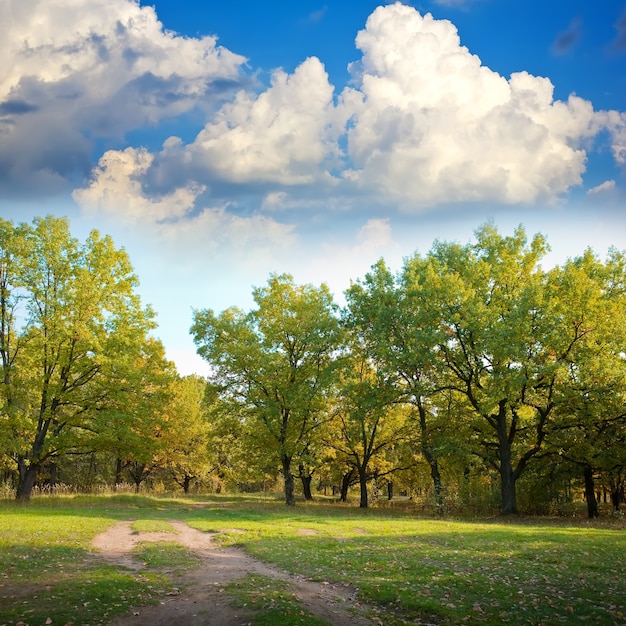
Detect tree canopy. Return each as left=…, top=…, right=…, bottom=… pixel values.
left=192, top=225, right=626, bottom=514
left=0, top=216, right=174, bottom=500
left=191, top=273, right=344, bottom=505
left=2, top=217, right=625, bottom=516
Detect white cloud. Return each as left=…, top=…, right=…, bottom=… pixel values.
left=294, top=218, right=401, bottom=303
left=341, top=3, right=599, bottom=208
left=72, top=143, right=299, bottom=271
left=190, top=57, right=342, bottom=185
left=73, top=146, right=205, bottom=222
left=261, top=191, right=289, bottom=210
left=355, top=217, right=395, bottom=251
left=597, top=109, right=626, bottom=165
left=587, top=180, right=616, bottom=195
left=64, top=0, right=626, bottom=220
left=0, top=0, right=246, bottom=195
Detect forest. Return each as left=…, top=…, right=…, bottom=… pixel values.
left=1, top=215, right=625, bottom=518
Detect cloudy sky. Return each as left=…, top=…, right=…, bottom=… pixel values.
left=2, top=0, right=626, bottom=376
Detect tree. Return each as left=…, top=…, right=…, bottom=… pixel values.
left=345, top=259, right=449, bottom=509
left=0, top=216, right=159, bottom=500
left=160, top=375, right=212, bottom=494
left=544, top=248, right=626, bottom=517
left=408, top=224, right=567, bottom=514
left=0, top=219, right=31, bottom=473
left=191, top=273, right=343, bottom=505
left=327, top=349, right=409, bottom=508
left=93, top=335, right=178, bottom=492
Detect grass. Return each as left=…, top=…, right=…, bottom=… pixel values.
left=133, top=541, right=202, bottom=570
left=1, top=493, right=625, bottom=625
left=131, top=518, right=178, bottom=533
left=226, top=574, right=330, bottom=626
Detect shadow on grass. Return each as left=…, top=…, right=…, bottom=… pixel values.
left=2, top=494, right=625, bottom=626
left=0, top=542, right=171, bottom=626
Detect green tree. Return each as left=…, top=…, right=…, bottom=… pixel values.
left=93, top=335, right=177, bottom=491
left=160, top=375, right=212, bottom=494
left=0, top=218, right=31, bottom=471
left=0, top=216, right=158, bottom=500
left=327, top=350, right=409, bottom=508
left=345, top=259, right=448, bottom=508
left=191, top=273, right=343, bottom=505
left=408, top=224, right=565, bottom=514
left=544, top=248, right=626, bottom=517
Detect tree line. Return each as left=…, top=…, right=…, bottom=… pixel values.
left=2, top=217, right=625, bottom=516
left=0, top=216, right=211, bottom=501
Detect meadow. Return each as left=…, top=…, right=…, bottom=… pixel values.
left=0, top=494, right=625, bottom=625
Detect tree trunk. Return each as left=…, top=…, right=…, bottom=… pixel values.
left=182, top=475, right=191, bottom=495
left=417, top=400, right=444, bottom=510
left=429, top=458, right=444, bottom=511
left=387, top=481, right=394, bottom=501
left=583, top=465, right=598, bottom=518
left=48, top=462, right=58, bottom=489
left=282, top=455, right=295, bottom=506
left=611, top=485, right=624, bottom=512
left=128, top=462, right=147, bottom=493
left=115, top=458, right=124, bottom=488
left=499, top=465, right=517, bottom=514
left=340, top=469, right=353, bottom=502
left=358, top=467, right=368, bottom=509
left=16, top=461, right=39, bottom=501
left=496, top=403, right=518, bottom=515
left=300, top=470, right=313, bottom=501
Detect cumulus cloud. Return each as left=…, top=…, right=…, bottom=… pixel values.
left=72, top=54, right=347, bottom=222
left=72, top=146, right=205, bottom=222
left=190, top=57, right=343, bottom=185
left=0, top=0, right=246, bottom=196
left=294, top=218, right=401, bottom=302
left=46, top=1, right=626, bottom=218
left=341, top=3, right=599, bottom=208
left=598, top=109, right=626, bottom=165
left=73, top=143, right=298, bottom=268
left=354, top=218, right=395, bottom=251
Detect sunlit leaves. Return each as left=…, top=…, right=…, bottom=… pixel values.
left=192, top=273, right=344, bottom=505
left=0, top=216, right=163, bottom=499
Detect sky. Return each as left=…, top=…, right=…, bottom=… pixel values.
left=1, top=0, right=626, bottom=377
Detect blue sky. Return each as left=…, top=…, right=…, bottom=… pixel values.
left=1, top=0, right=626, bottom=376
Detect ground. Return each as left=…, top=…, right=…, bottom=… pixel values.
left=92, top=520, right=376, bottom=626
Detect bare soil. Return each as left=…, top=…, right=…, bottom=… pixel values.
left=92, top=520, right=377, bottom=626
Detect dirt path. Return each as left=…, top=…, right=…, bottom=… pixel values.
left=92, top=520, right=376, bottom=626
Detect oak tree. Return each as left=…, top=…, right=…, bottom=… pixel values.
left=0, top=216, right=159, bottom=500
left=191, top=274, right=343, bottom=505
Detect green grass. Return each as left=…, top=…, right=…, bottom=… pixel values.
left=131, top=518, right=178, bottom=533
left=133, top=541, right=202, bottom=570
left=226, top=574, right=330, bottom=626
left=1, top=494, right=625, bottom=625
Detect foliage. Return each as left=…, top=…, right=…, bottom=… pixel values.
left=191, top=273, right=344, bottom=505
left=0, top=215, right=171, bottom=500
left=2, top=216, right=625, bottom=516
left=326, top=348, right=411, bottom=508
